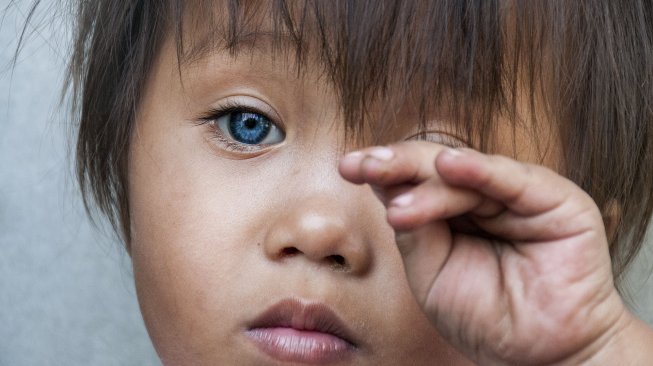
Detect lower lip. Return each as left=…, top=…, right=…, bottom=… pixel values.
left=246, top=327, right=355, bottom=364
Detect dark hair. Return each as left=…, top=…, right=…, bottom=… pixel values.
left=67, top=0, right=652, bottom=280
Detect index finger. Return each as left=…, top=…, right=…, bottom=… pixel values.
left=339, top=141, right=449, bottom=187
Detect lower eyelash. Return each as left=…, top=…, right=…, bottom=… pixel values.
left=207, top=126, right=266, bottom=153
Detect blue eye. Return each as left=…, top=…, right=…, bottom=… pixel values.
left=214, top=110, right=285, bottom=146
left=228, top=112, right=270, bottom=144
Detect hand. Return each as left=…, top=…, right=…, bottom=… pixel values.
left=339, top=142, right=632, bottom=365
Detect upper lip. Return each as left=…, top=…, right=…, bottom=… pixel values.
left=248, top=298, right=359, bottom=347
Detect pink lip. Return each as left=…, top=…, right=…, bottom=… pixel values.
left=246, top=298, right=358, bottom=364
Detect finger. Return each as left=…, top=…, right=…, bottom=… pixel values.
left=435, top=148, right=603, bottom=240
left=371, top=183, right=414, bottom=206
left=435, top=148, right=595, bottom=217
left=471, top=203, right=603, bottom=241
left=385, top=177, right=487, bottom=230
left=339, top=141, right=449, bottom=187
left=394, top=223, right=453, bottom=306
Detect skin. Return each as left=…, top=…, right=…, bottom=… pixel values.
left=129, top=37, right=467, bottom=365
left=128, top=24, right=653, bottom=366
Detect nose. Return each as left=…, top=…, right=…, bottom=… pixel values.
left=263, top=193, right=374, bottom=275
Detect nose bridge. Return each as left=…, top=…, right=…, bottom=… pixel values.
left=286, top=142, right=367, bottom=216
left=262, top=153, right=374, bottom=275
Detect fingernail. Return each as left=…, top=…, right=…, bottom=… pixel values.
left=391, top=193, right=414, bottom=207
left=343, top=151, right=364, bottom=162
left=368, top=147, right=394, bottom=161
left=444, top=148, right=465, bottom=158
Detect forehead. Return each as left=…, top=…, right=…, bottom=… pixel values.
left=178, top=1, right=325, bottom=70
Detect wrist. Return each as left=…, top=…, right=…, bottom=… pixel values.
left=558, top=309, right=653, bottom=366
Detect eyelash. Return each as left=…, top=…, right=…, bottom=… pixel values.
left=406, top=131, right=468, bottom=148
left=196, top=101, right=282, bottom=154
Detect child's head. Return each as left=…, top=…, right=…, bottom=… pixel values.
left=69, top=1, right=653, bottom=364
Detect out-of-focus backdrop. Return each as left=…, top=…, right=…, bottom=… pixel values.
left=0, top=2, right=651, bottom=365
left=0, top=2, right=160, bottom=365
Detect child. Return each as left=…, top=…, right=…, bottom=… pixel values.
left=67, top=0, right=653, bottom=364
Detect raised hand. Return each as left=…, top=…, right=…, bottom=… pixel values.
left=339, top=142, right=639, bottom=365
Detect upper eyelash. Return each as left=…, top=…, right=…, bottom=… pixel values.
left=407, top=131, right=469, bottom=148
left=196, top=100, right=276, bottom=126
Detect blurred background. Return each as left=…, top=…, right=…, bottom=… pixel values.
left=0, top=1, right=160, bottom=365
left=1, top=1, right=651, bottom=365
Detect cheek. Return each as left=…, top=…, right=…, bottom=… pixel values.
left=127, top=124, right=263, bottom=361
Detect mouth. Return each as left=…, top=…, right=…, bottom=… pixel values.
left=245, top=298, right=358, bottom=364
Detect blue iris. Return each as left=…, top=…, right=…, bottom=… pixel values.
left=228, top=112, right=272, bottom=144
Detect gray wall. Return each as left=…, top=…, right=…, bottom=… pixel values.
left=1, top=2, right=651, bottom=365
left=0, top=2, right=160, bottom=365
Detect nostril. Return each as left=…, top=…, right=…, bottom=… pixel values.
left=281, top=247, right=300, bottom=257
left=278, top=248, right=348, bottom=269
left=329, top=254, right=346, bottom=267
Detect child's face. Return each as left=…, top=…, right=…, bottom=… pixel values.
left=127, top=22, right=557, bottom=366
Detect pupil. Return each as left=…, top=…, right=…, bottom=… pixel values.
left=228, top=112, right=271, bottom=144
left=244, top=118, right=257, bottom=129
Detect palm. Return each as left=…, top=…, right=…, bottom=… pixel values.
left=404, top=213, right=618, bottom=365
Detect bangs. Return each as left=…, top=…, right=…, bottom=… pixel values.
left=170, top=0, right=524, bottom=148
left=68, top=0, right=653, bottom=279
